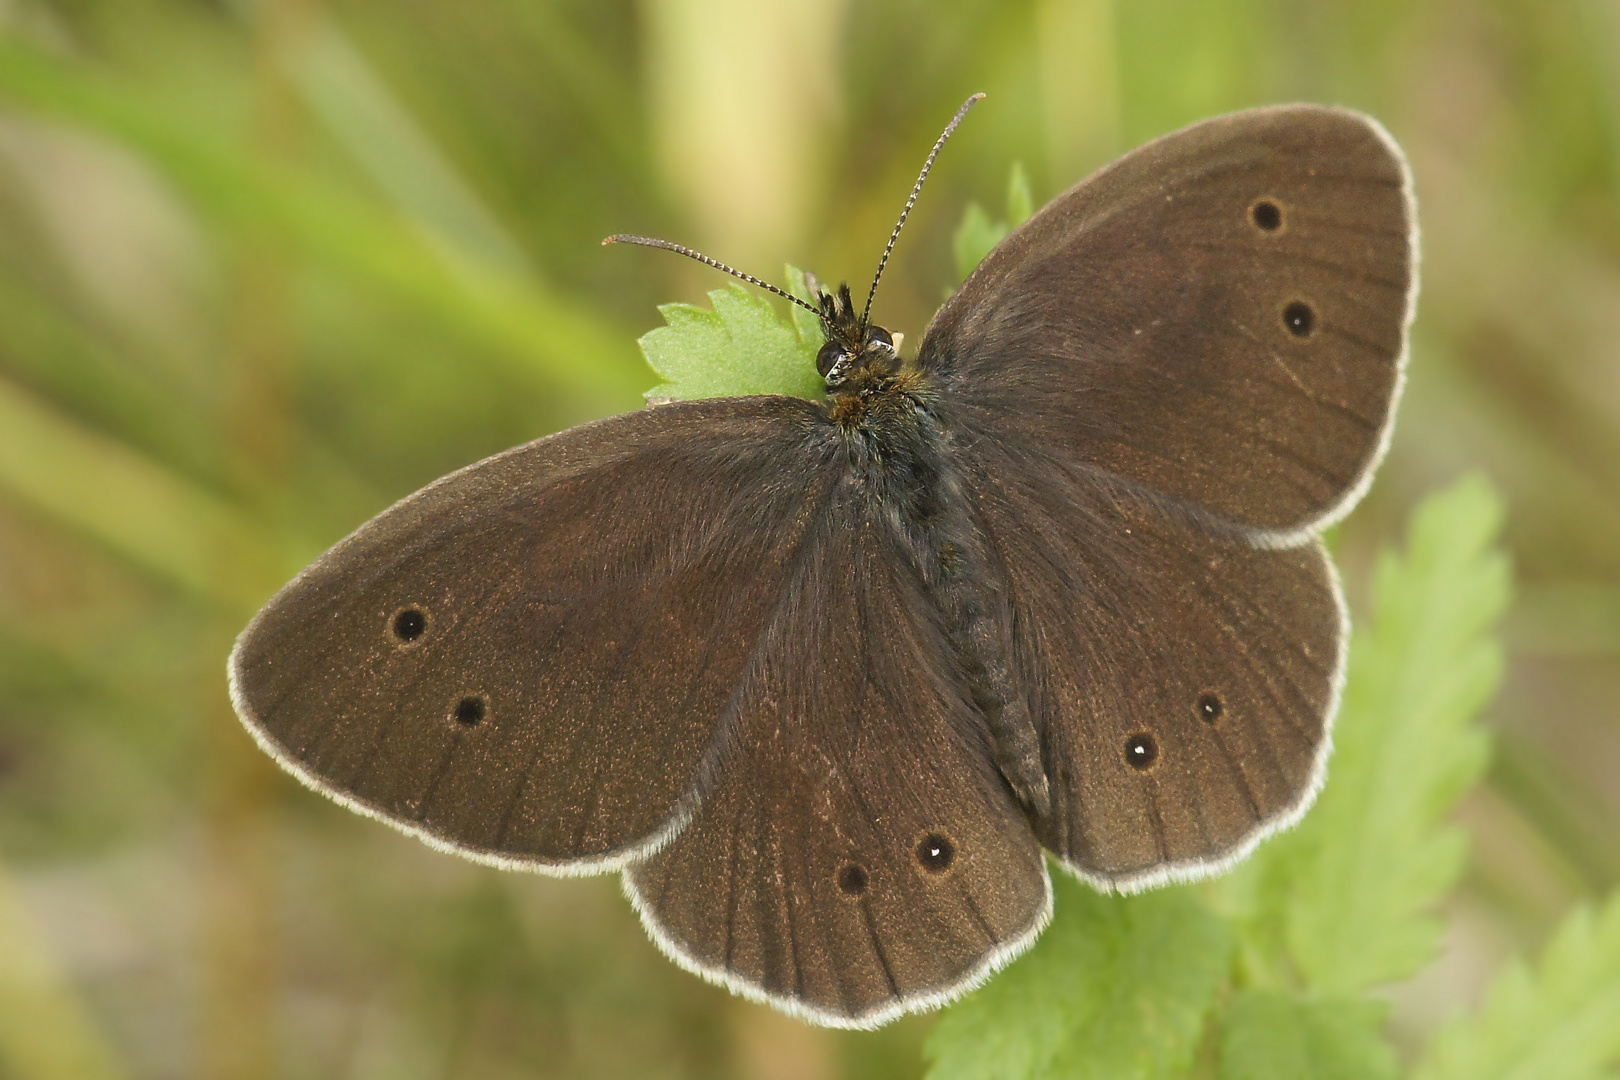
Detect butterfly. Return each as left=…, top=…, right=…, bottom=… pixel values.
left=229, top=97, right=1416, bottom=1028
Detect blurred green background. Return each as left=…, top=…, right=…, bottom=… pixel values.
left=0, top=1, right=1615, bottom=1077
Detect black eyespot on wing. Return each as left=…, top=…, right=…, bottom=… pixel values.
left=915, top=833, right=955, bottom=873
left=1125, top=733, right=1159, bottom=771
left=837, top=863, right=869, bottom=896
left=452, top=695, right=486, bottom=727
left=1283, top=301, right=1315, bottom=337
left=391, top=607, right=427, bottom=643
left=1250, top=199, right=1283, bottom=231
left=1197, top=693, right=1223, bottom=723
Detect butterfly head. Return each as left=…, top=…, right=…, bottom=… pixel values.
left=814, top=281, right=901, bottom=394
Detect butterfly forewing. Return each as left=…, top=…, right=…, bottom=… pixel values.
left=625, top=475, right=1051, bottom=1028
left=230, top=397, right=838, bottom=871
left=921, top=104, right=1414, bottom=537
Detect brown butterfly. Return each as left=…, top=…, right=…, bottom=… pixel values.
left=230, top=97, right=1416, bottom=1027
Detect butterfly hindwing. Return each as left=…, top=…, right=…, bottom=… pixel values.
left=909, top=103, right=1409, bottom=887
left=624, top=473, right=1051, bottom=1028
left=961, top=442, right=1342, bottom=888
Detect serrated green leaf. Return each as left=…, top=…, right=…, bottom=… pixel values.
left=1007, top=161, right=1034, bottom=227
left=1412, top=891, right=1620, bottom=1080
left=953, top=163, right=1033, bottom=284
left=952, top=202, right=1007, bottom=284
left=783, top=263, right=829, bottom=349
left=1218, top=992, right=1398, bottom=1080
left=636, top=281, right=824, bottom=403
left=1213, top=476, right=1509, bottom=995
left=925, top=877, right=1231, bottom=1080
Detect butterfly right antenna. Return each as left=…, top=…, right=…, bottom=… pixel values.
left=861, top=92, right=986, bottom=327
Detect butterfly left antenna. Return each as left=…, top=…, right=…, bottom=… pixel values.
left=861, top=92, right=986, bottom=326
left=602, top=234, right=829, bottom=327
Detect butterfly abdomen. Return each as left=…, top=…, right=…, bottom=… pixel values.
left=842, top=384, right=1052, bottom=816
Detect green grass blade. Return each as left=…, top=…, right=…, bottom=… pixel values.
left=0, top=376, right=284, bottom=608
left=0, top=36, right=645, bottom=409
left=292, top=23, right=532, bottom=275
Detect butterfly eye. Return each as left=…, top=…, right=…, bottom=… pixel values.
left=915, top=834, right=955, bottom=873
left=1125, top=732, right=1159, bottom=770
left=1197, top=693, right=1223, bottom=722
left=391, top=607, right=428, bottom=644
left=866, top=325, right=894, bottom=350
left=837, top=863, right=869, bottom=896
left=452, top=695, right=487, bottom=727
left=1282, top=300, right=1316, bottom=337
left=1250, top=199, right=1284, bottom=231
left=817, top=340, right=848, bottom=378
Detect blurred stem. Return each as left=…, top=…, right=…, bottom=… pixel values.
left=228, top=0, right=311, bottom=489
left=641, top=0, right=845, bottom=274
left=1036, top=0, right=1120, bottom=184
left=727, top=1000, right=835, bottom=1080
left=199, top=2, right=321, bottom=1080
left=200, top=673, right=279, bottom=1080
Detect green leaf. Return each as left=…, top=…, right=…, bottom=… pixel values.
left=1007, top=161, right=1034, bottom=227
left=1412, top=891, right=1620, bottom=1080
left=952, top=202, right=1008, bottom=284
left=925, top=877, right=1231, bottom=1080
left=636, top=278, right=824, bottom=404
left=783, top=264, right=830, bottom=349
left=1217, top=992, right=1398, bottom=1080
left=952, top=163, right=1033, bottom=283
left=1213, top=476, right=1509, bottom=995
